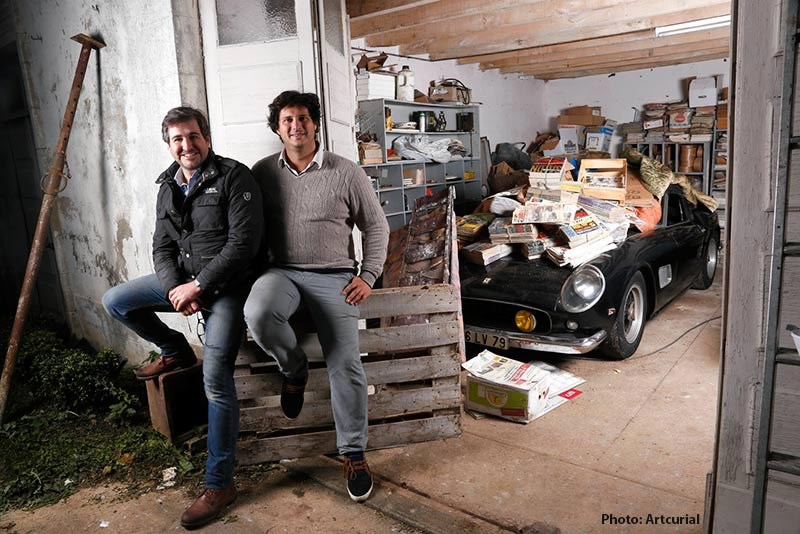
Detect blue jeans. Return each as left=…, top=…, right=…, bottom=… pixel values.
left=243, top=269, right=367, bottom=454
left=102, top=273, right=245, bottom=489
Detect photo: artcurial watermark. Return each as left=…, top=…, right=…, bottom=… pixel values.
left=601, top=513, right=701, bottom=525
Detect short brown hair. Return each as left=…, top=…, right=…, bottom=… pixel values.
left=161, top=106, right=211, bottom=143
left=267, top=91, right=321, bottom=134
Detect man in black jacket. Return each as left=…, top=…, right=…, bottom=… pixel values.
left=102, top=106, right=262, bottom=529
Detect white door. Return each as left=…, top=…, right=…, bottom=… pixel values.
left=316, top=0, right=355, bottom=159
left=199, top=0, right=355, bottom=167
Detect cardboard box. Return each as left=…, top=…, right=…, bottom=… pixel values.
left=556, top=114, right=605, bottom=127
left=462, top=350, right=552, bottom=424
left=558, top=125, right=585, bottom=151
left=565, top=105, right=601, bottom=117
left=585, top=126, right=613, bottom=152
left=689, top=76, right=718, bottom=108
left=578, top=159, right=627, bottom=204
left=643, top=118, right=664, bottom=129
left=359, top=144, right=383, bottom=165
left=428, top=85, right=471, bottom=104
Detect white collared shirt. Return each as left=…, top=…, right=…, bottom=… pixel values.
left=279, top=146, right=325, bottom=176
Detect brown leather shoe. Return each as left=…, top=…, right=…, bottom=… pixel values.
left=134, top=349, right=197, bottom=380
left=180, top=483, right=237, bottom=530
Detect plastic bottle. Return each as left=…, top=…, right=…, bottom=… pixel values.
left=396, top=65, right=414, bottom=102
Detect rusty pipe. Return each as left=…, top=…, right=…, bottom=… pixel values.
left=0, top=33, right=105, bottom=423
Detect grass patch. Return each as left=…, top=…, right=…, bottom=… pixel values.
left=0, top=318, right=204, bottom=513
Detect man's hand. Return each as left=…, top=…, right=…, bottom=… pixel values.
left=169, top=282, right=203, bottom=316
left=342, top=276, right=371, bottom=306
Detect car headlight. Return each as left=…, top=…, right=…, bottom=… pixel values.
left=560, top=264, right=606, bottom=313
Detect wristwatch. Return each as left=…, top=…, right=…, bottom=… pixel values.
left=193, top=279, right=201, bottom=289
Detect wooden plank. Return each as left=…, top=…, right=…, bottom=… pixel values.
left=238, top=414, right=461, bottom=464
left=496, top=38, right=730, bottom=73
left=364, top=0, right=721, bottom=45
left=478, top=28, right=729, bottom=70
left=239, top=381, right=461, bottom=430
left=360, top=284, right=460, bottom=319
left=350, top=0, right=544, bottom=38
left=280, top=320, right=462, bottom=361
left=345, top=0, right=437, bottom=19
left=237, top=352, right=461, bottom=400
left=533, top=51, right=729, bottom=79
left=517, top=47, right=730, bottom=76
left=764, top=471, right=800, bottom=532
left=395, top=4, right=730, bottom=59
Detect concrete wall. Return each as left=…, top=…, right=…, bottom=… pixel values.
left=544, top=58, right=731, bottom=156
left=13, top=0, right=206, bottom=361
left=351, top=40, right=548, bottom=148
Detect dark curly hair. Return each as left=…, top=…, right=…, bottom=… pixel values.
left=161, top=106, right=211, bottom=143
left=267, top=91, right=321, bottom=134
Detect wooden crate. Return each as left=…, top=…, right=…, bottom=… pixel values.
left=235, top=283, right=463, bottom=465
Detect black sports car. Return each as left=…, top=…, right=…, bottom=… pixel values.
left=460, top=184, right=720, bottom=360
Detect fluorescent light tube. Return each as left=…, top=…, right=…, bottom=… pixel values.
left=655, top=15, right=731, bottom=37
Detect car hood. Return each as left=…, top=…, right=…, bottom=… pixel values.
left=458, top=236, right=645, bottom=312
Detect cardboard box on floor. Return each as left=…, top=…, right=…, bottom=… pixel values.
left=462, top=350, right=552, bottom=424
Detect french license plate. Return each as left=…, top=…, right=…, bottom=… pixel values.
left=464, top=329, right=508, bottom=350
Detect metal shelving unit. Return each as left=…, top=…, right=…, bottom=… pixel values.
left=357, top=98, right=483, bottom=230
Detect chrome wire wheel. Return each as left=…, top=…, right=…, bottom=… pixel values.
left=705, top=236, right=718, bottom=280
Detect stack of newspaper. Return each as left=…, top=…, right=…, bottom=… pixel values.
left=460, top=240, right=513, bottom=266
left=512, top=199, right=577, bottom=225
left=457, top=212, right=496, bottom=242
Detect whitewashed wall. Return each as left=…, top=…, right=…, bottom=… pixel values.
left=13, top=0, right=206, bottom=362
left=351, top=40, right=548, bottom=149
left=543, top=58, right=731, bottom=156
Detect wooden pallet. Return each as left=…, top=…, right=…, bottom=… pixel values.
left=235, top=283, right=463, bottom=465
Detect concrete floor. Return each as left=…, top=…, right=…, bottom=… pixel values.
left=4, top=280, right=722, bottom=534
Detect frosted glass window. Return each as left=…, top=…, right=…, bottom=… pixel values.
left=216, top=0, right=297, bottom=46
left=323, top=0, right=344, bottom=54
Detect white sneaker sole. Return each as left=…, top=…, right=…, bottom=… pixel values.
left=347, top=483, right=373, bottom=502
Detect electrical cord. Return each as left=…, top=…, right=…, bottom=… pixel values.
left=632, top=315, right=722, bottom=359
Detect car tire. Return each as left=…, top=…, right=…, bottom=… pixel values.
left=600, top=271, right=647, bottom=360
left=692, top=234, right=719, bottom=290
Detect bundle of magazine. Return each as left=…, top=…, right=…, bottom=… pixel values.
left=488, top=217, right=539, bottom=243
left=456, top=212, right=496, bottom=241
left=546, top=236, right=617, bottom=267
left=556, top=208, right=609, bottom=247
left=460, top=240, right=513, bottom=266
left=512, top=199, right=577, bottom=225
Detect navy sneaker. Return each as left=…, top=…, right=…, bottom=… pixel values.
left=344, top=451, right=373, bottom=502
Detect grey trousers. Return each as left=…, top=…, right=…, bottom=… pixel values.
left=243, top=268, right=367, bottom=453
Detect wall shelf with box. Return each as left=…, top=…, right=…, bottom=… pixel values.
left=711, top=126, right=728, bottom=228
left=357, top=98, right=483, bottom=230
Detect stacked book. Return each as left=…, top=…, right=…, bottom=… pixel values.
left=666, top=102, right=692, bottom=142
left=460, top=241, right=513, bottom=266
left=488, top=217, right=539, bottom=243
left=690, top=106, right=715, bottom=142
left=488, top=217, right=557, bottom=260
left=512, top=200, right=577, bottom=225
left=355, top=72, right=396, bottom=101
left=621, top=121, right=645, bottom=143
left=555, top=209, right=610, bottom=247
left=576, top=196, right=627, bottom=223
left=545, top=237, right=616, bottom=268
left=457, top=212, right=496, bottom=243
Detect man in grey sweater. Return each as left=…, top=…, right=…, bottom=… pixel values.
left=244, top=91, right=389, bottom=502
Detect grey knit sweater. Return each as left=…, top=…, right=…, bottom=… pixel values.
left=251, top=150, right=390, bottom=286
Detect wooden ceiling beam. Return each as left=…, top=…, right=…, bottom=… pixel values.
left=394, top=3, right=730, bottom=58
left=496, top=38, right=729, bottom=73
left=350, top=0, right=544, bottom=39
left=346, top=0, right=438, bottom=20
left=367, top=0, right=712, bottom=47
left=478, top=27, right=729, bottom=70
left=519, top=49, right=729, bottom=78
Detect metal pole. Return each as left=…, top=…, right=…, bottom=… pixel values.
left=0, top=33, right=105, bottom=423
